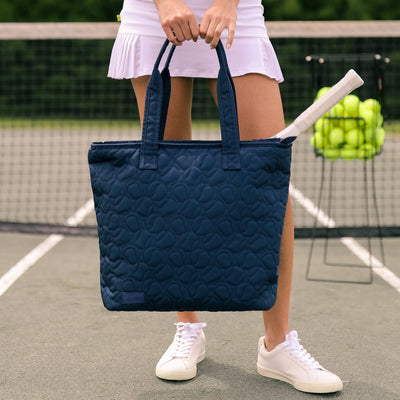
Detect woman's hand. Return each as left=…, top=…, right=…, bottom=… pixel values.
left=200, top=0, right=239, bottom=49
left=154, top=0, right=200, bottom=46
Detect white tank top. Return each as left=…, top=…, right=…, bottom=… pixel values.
left=118, top=0, right=268, bottom=38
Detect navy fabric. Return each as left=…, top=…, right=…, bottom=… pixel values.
left=88, top=40, right=293, bottom=311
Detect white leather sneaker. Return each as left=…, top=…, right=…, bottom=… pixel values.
left=257, top=331, right=343, bottom=393
left=156, top=322, right=206, bottom=381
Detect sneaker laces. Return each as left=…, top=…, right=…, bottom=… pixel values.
left=170, top=322, right=206, bottom=359
left=278, top=331, right=324, bottom=370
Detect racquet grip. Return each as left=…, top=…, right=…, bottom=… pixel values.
left=276, top=69, right=364, bottom=139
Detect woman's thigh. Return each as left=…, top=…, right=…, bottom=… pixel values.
left=131, top=76, right=193, bottom=140
left=207, top=73, right=285, bottom=140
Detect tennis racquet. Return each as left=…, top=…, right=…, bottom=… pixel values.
left=275, top=69, right=364, bottom=140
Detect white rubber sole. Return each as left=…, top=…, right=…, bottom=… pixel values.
left=156, top=352, right=205, bottom=381
left=257, top=364, right=343, bottom=394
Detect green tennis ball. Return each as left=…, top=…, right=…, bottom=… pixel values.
left=360, top=108, right=376, bottom=128
left=358, top=143, right=377, bottom=160
left=322, top=147, right=340, bottom=161
left=376, top=113, right=384, bottom=127
left=375, top=127, right=386, bottom=147
left=364, top=127, right=375, bottom=143
left=341, top=118, right=358, bottom=132
left=329, top=127, right=345, bottom=147
left=362, top=98, right=381, bottom=115
left=340, top=145, right=358, bottom=161
left=314, top=118, right=331, bottom=135
left=315, top=87, right=331, bottom=101
left=310, top=131, right=327, bottom=149
left=324, top=103, right=345, bottom=120
left=343, top=95, right=360, bottom=117
left=334, top=103, right=345, bottom=117
left=345, top=128, right=364, bottom=148
left=365, top=127, right=385, bottom=146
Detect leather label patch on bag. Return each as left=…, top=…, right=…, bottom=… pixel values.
left=122, top=292, right=145, bottom=304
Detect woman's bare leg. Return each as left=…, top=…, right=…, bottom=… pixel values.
left=131, top=76, right=199, bottom=324
left=208, top=74, right=293, bottom=350
left=131, top=75, right=193, bottom=140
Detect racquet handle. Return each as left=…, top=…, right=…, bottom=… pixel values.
left=275, top=69, right=364, bottom=139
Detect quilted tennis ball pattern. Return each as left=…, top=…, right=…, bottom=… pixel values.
left=89, top=140, right=292, bottom=311
left=310, top=90, right=385, bottom=161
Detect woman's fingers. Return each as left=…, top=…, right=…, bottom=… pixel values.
left=155, top=0, right=199, bottom=45
left=199, top=0, right=238, bottom=49
left=226, top=19, right=235, bottom=49
left=187, top=15, right=200, bottom=42
left=155, top=0, right=238, bottom=48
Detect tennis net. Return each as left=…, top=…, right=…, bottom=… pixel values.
left=0, top=21, right=399, bottom=237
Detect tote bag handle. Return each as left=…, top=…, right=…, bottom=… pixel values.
left=139, top=39, right=241, bottom=170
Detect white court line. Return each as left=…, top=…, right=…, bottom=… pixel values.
left=290, top=183, right=400, bottom=293
left=0, top=199, right=94, bottom=297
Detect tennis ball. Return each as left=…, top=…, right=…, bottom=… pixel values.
left=325, top=103, right=344, bottom=120
left=375, top=127, right=386, bottom=147
left=365, top=127, right=386, bottom=147
left=310, top=131, right=327, bottom=149
left=358, top=143, right=376, bottom=160
left=359, top=108, right=376, bottom=128
left=345, top=128, right=364, bottom=148
left=322, top=147, right=340, bottom=161
left=341, top=118, right=358, bottom=132
left=364, top=127, right=375, bottom=144
left=315, top=118, right=331, bottom=135
left=314, top=118, right=324, bottom=132
left=343, top=95, right=360, bottom=117
left=334, top=103, right=345, bottom=117
left=340, top=145, right=358, bottom=161
left=376, top=113, right=384, bottom=127
left=329, top=127, right=345, bottom=147
left=362, top=98, right=381, bottom=115
left=315, top=87, right=331, bottom=101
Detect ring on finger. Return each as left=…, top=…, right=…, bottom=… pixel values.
left=171, top=29, right=181, bottom=42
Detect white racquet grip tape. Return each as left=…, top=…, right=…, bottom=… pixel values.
left=275, top=69, right=364, bottom=139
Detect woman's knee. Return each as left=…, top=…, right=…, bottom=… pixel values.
left=208, top=74, right=285, bottom=140
left=233, top=74, right=285, bottom=139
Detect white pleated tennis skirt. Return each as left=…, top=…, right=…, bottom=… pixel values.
left=107, top=0, right=284, bottom=81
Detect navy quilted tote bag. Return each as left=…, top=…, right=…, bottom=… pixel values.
left=89, top=39, right=294, bottom=311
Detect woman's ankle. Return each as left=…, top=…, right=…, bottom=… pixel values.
left=264, top=330, right=289, bottom=351
left=177, top=311, right=200, bottom=323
